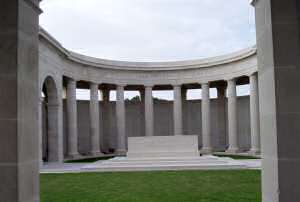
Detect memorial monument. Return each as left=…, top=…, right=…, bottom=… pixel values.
left=3, top=1, right=300, bottom=201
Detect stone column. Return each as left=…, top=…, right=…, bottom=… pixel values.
left=201, top=83, right=212, bottom=153
left=182, top=88, right=187, bottom=134
left=38, top=97, right=44, bottom=167
left=216, top=86, right=227, bottom=150
left=90, top=82, right=102, bottom=155
left=145, top=86, right=154, bottom=136
left=249, top=73, right=260, bottom=154
left=252, top=0, right=300, bottom=201
left=226, top=79, right=238, bottom=153
left=173, top=85, right=183, bottom=135
left=0, top=0, right=41, bottom=201
left=116, top=85, right=126, bottom=154
left=47, top=103, right=60, bottom=162
left=66, top=78, right=79, bottom=157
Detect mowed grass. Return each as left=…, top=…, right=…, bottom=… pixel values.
left=41, top=170, right=261, bottom=202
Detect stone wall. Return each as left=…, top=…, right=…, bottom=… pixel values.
left=57, top=96, right=250, bottom=156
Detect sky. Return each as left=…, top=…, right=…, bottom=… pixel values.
left=40, top=0, right=255, bottom=100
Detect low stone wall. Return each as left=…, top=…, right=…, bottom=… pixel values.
left=49, top=96, right=251, bottom=156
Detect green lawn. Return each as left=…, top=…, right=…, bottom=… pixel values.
left=41, top=170, right=261, bottom=202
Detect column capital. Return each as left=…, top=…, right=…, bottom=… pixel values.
left=116, top=83, right=126, bottom=88
left=201, top=82, right=210, bottom=87
left=67, top=77, right=78, bottom=83
left=201, top=82, right=210, bottom=101
left=250, top=0, right=258, bottom=7
left=90, top=81, right=100, bottom=86
left=144, top=84, right=154, bottom=88
left=226, top=77, right=237, bottom=82
left=172, top=84, right=182, bottom=88
left=200, top=81, right=210, bottom=85
left=248, top=72, right=258, bottom=77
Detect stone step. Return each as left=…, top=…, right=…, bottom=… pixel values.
left=101, top=159, right=230, bottom=165
left=107, top=155, right=223, bottom=162
left=82, top=163, right=246, bottom=172
left=81, top=156, right=247, bottom=172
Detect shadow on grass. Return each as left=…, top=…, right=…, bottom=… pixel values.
left=64, top=156, right=114, bottom=163
left=214, top=154, right=260, bottom=160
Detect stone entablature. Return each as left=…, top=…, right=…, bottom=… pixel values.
left=39, top=28, right=257, bottom=87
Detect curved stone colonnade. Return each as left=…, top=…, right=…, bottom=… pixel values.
left=39, top=28, right=260, bottom=163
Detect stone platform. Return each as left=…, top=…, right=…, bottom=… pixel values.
left=82, top=136, right=247, bottom=172
left=81, top=155, right=248, bottom=172
left=40, top=158, right=261, bottom=173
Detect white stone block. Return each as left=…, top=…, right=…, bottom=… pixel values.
left=127, top=135, right=200, bottom=158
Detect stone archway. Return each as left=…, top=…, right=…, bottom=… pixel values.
left=41, top=76, right=61, bottom=163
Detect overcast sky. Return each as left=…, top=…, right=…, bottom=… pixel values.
left=40, top=0, right=255, bottom=100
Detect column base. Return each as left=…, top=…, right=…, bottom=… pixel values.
left=248, top=148, right=260, bottom=155
left=89, top=151, right=104, bottom=157
left=225, top=148, right=239, bottom=154
left=67, top=153, right=82, bottom=159
left=115, top=149, right=127, bottom=156
left=200, top=147, right=213, bottom=154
